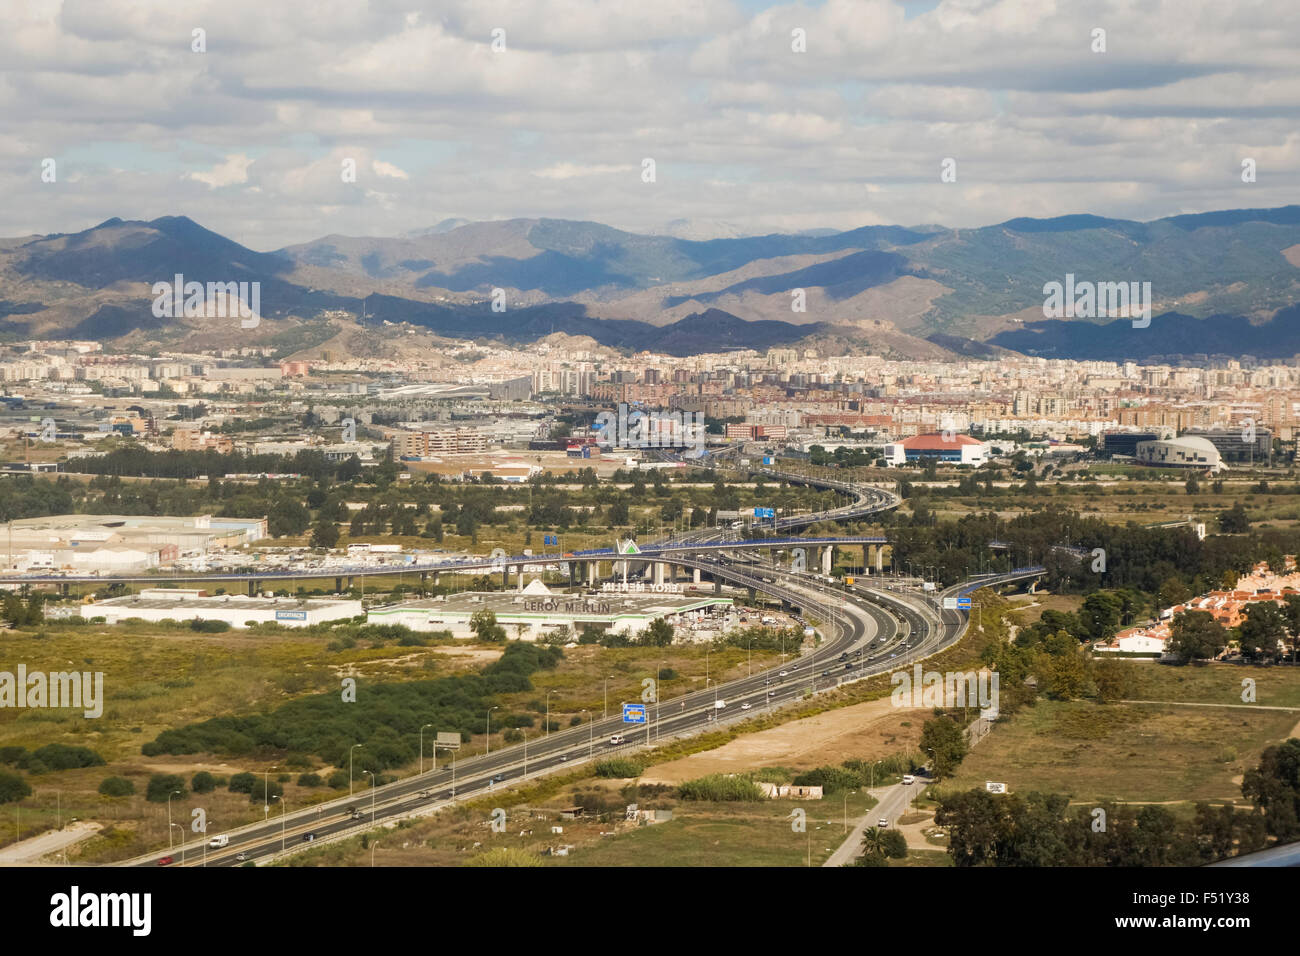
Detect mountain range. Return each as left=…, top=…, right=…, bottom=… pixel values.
left=2, top=205, right=1300, bottom=360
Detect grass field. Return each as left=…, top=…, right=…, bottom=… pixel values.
left=942, top=683, right=1299, bottom=805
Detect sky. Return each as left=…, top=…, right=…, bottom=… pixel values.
left=2, top=0, right=1298, bottom=249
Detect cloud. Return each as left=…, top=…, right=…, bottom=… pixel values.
left=0, top=0, right=1298, bottom=246
left=185, top=153, right=253, bottom=188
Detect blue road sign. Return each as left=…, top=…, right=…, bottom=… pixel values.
left=957, top=597, right=972, bottom=609
left=622, top=703, right=647, bottom=724
left=754, top=507, right=775, bottom=519
left=762, top=456, right=773, bottom=465
left=544, top=534, right=558, bottom=546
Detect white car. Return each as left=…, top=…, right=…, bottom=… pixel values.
left=740, top=702, right=751, bottom=710
left=902, top=774, right=916, bottom=785
left=779, top=670, right=788, bottom=677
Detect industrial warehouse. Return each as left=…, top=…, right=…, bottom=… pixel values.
left=366, top=579, right=736, bottom=642
left=0, top=513, right=267, bottom=572
left=80, top=589, right=364, bottom=628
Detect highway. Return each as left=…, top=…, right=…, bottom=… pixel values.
left=120, top=459, right=1034, bottom=867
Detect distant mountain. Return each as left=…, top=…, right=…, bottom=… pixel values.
left=3, top=205, right=1300, bottom=359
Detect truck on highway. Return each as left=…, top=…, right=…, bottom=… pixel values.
left=714, top=699, right=726, bottom=710
left=208, top=834, right=230, bottom=848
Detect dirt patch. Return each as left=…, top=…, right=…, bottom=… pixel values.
left=641, top=697, right=923, bottom=785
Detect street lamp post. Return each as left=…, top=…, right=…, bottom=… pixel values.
left=170, top=823, right=184, bottom=863
left=167, top=790, right=181, bottom=849
left=349, top=744, right=363, bottom=797
left=419, top=723, right=433, bottom=775
left=364, top=770, right=377, bottom=823
left=582, top=709, right=592, bottom=757
left=263, top=765, right=277, bottom=821
left=546, top=691, right=558, bottom=736
left=486, top=706, right=499, bottom=755
left=271, top=794, right=286, bottom=852
left=604, top=677, right=613, bottom=719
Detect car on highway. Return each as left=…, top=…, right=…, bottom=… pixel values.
left=740, top=702, right=751, bottom=710
left=779, top=670, right=788, bottom=677
left=157, top=856, right=174, bottom=866
left=902, top=774, right=916, bottom=784
left=559, top=754, right=568, bottom=761
left=609, top=734, right=625, bottom=745
left=235, top=852, right=248, bottom=862
left=302, top=832, right=317, bottom=842
left=878, top=819, right=889, bottom=828
left=418, top=790, right=432, bottom=799
left=208, top=834, right=229, bottom=848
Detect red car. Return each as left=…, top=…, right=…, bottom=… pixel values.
left=157, top=856, right=174, bottom=866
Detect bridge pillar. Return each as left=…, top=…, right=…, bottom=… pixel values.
left=876, top=546, right=884, bottom=573
left=587, top=561, right=598, bottom=587
left=693, top=567, right=701, bottom=586
left=714, top=578, right=722, bottom=595
left=821, top=546, right=833, bottom=575
left=433, top=571, right=441, bottom=587
left=653, top=563, right=665, bottom=586
left=247, top=579, right=257, bottom=597
left=864, top=545, right=871, bottom=574
left=60, top=582, right=70, bottom=597
left=747, top=586, right=757, bottom=600
left=501, top=564, right=510, bottom=588
left=517, top=567, right=524, bottom=590
left=335, top=576, right=343, bottom=593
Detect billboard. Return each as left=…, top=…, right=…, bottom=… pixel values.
left=275, top=610, right=308, bottom=621
left=435, top=731, right=462, bottom=750
left=942, top=597, right=958, bottom=610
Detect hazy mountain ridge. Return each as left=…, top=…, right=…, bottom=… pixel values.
left=1, top=206, right=1298, bottom=358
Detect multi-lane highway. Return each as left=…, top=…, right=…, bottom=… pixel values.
left=120, top=461, right=1034, bottom=867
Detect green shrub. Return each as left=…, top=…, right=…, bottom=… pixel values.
left=677, top=774, right=764, bottom=801
left=297, top=773, right=323, bottom=787
left=98, top=776, right=135, bottom=798
left=190, top=771, right=217, bottom=794
left=595, top=758, right=644, bottom=779
left=0, top=770, right=32, bottom=804
left=145, top=773, right=187, bottom=803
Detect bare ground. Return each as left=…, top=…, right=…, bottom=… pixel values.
left=641, top=697, right=923, bottom=785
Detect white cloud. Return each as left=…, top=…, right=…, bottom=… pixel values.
left=0, top=0, right=1298, bottom=246
left=185, top=153, right=253, bottom=188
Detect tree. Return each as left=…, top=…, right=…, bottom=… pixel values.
left=1241, top=738, right=1300, bottom=842
left=469, top=608, right=507, bottom=643
left=640, top=618, right=674, bottom=647
left=1167, top=610, right=1228, bottom=662
left=1079, top=591, right=1123, bottom=642
left=1239, top=602, right=1289, bottom=660
left=191, top=771, right=217, bottom=794
left=919, top=713, right=969, bottom=777
left=145, top=773, right=187, bottom=803
left=0, top=770, right=31, bottom=804
left=310, top=519, right=340, bottom=550
left=1156, top=577, right=1192, bottom=610
left=98, top=776, right=135, bottom=797
left=1218, top=503, right=1250, bottom=533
